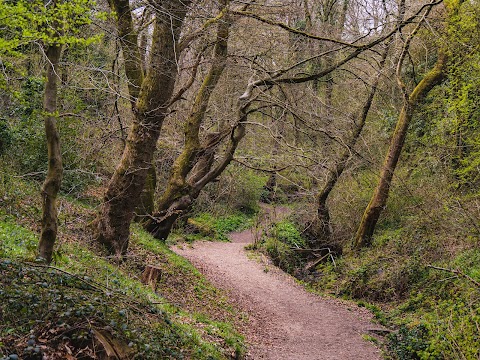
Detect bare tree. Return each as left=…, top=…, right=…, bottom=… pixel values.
left=354, top=7, right=447, bottom=248
left=145, top=0, right=233, bottom=239
left=310, top=43, right=390, bottom=246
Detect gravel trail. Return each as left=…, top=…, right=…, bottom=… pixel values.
left=173, top=207, right=383, bottom=359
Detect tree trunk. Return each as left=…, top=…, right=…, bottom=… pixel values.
left=95, top=0, right=190, bottom=256
left=310, top=44, right=389, bottom=246
left=144, top=136, right=223, bottom=242
left=135, top=162, right=157, bottom=223
left=38, top=44, right=63, bottom=263
left=147, top=101, right=249, bottom=240
left=147, top=131, right=225, bottom=240
left=354, top=52, right=447, bottom=249
left=145, top=0, right=231, bottom=240
left=147, top=195, right=193, bottom=240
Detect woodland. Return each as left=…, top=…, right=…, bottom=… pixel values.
left=0, top=0, right=480, bottom=358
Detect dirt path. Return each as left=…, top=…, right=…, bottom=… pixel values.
left=173, top=207, right=383, bottom=359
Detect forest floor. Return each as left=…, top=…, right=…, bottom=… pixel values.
left=173, top=205, right=384, bottom=360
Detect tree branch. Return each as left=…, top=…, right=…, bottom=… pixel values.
left=428, top=265, right=480, bottom=288
left=246, top=0, right=442, bottom=87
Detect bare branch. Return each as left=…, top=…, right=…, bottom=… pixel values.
left=428, top=265, right=480, bottom=288
left=232, top=10, right=364, bottom=48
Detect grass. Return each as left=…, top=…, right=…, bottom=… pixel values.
left=306, top=208, right=480, bottom=360
left=0, top=219, right=38, bottom=259
left=0, top=176, right=247, bottom=359
left=179, top=212, right=254, bottom=242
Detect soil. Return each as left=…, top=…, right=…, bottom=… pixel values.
left=173, top=205, right=383, bottom=360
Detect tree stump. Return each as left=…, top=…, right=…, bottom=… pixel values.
left=141, top=265, right=162, bottom=291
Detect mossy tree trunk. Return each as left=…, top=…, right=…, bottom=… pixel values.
left=134, top=162, right=157, bottom=223
left=147, top=104, right=249, bottom=240
left=354, top=52, right=447, bottom=249
left=38, top=44, right=63, bottom=263
left=310, top=44, right=389, bottom=246
left=95, top=0, right=190, bottom=256
left=145, top=0, right=233, bottom=240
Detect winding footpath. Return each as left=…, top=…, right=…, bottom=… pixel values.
left=173, top=207, right=383, bottom=360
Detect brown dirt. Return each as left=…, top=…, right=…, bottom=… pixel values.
left=173, top=206, right=383, bottom=359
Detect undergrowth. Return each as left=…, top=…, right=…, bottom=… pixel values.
left=307, top=231, right=480, bottom=359
left=253, top=218, right=307, bottom=274
left=305, top=185, right=480, bottom=359
left=180, top=212, right=254, bottom=242
left=251, top=163, right=480, bottom=360
left=0, top=175, right=247, bottom=359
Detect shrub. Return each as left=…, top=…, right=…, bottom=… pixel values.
left=259, top=220, right=306, bottom=273
left=184, top=212, right=253, bottom=241
left=274, top=220, right=305, bottom=248
left=387, top=324, right=431, bottom=360
left=0, top=119, right=13, bottom=155
left=197, top=166, right=268, bottom=215
left=264, top=237, right=298, bottom=273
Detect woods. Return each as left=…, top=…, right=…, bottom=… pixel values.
left=1, top=0, right=480, bottom=358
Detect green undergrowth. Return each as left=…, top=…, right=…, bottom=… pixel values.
left=0, top=215, right=246, bottom=359
left=308, top=223, right=480, bottom=359
left=179, top=212, right=254, bottom=242
left=251, top=167, right=480, bottom=360
left=252, top=219, right=307, bottom=274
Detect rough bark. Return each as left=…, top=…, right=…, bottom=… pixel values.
left=95, top=0, right=190, bottom=256
left=107, top=0, right=143, bottom=103
left=354, top=52, right=447, bottom=249
left=147, top=100, right=250, bottom=240
left=38, top=44, right=63, bottom=263
left=145, top=0, right=231, bottom=240
left=310, top=44, right=389, bottom=246
left=188, top=132, right=224, bottom=184
left=134, top=162, right=157, bottom=223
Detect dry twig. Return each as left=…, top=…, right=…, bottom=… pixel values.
left=427, top=265, right=480, bottom=288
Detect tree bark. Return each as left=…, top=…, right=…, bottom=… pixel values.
left=134, top=162, right=157, bottom=223
left=38, top=44, right=63, bottom=263
left=95, top=0, right=190, bottom=256
left=145, top=0, right=231, bottom=240
left=147, top=100, right=250, bottom=240
left=310, top=44, right=389, bottom=246
left=146, top=131, right=225, bottom=239
left=354, top=52, right=447, bottom=249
